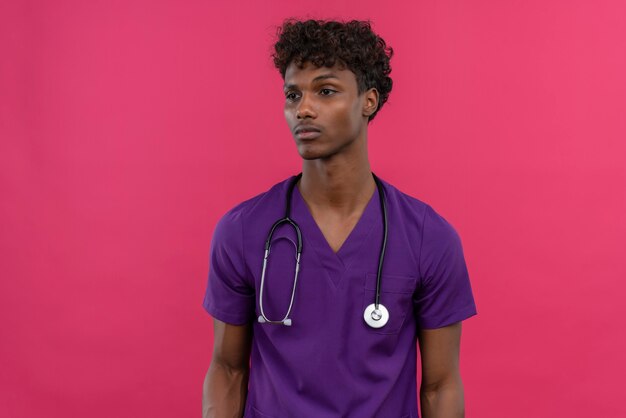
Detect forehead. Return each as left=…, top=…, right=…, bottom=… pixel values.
left=283, top=61, right=357, bottom=89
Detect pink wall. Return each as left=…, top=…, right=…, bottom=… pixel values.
left=1, top=1, right=625, bottom=417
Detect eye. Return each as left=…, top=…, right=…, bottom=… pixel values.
left=320, top=88, right=336, bottom=96
left=285, top=91, right=300, bottom=102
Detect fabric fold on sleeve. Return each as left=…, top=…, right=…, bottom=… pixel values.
left=202, top=209, right=255, bottom=325
left=414, top=205, right=477, bottom=329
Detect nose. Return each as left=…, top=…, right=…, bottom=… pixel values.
left=296, top=93, right=316, bottom=119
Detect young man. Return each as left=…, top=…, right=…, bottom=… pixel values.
left=202, top=19, right=477, bottom=418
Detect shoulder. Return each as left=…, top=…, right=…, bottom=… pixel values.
left=381, top=180, right=427, bottom=211
left=379, top=178, right=432, bottom=226
left=214, top=177, right=293, bottom=236
left=379, top=178, right=462, bottom=256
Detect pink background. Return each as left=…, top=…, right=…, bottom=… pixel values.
left=2, top=1, right=625, bottom=417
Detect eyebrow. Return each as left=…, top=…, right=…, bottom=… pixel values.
left=283, top=73, right=340, bottom=91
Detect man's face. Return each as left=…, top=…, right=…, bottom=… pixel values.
left=283, top=61, right=371, bottom=161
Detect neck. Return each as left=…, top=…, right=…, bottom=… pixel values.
left=298, top=154, right=375, bottom=214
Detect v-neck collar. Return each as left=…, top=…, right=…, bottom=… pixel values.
left=291, top=183, right=380, bottom=288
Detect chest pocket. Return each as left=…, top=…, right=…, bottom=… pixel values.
left=362, top=273, right=416, bottom=335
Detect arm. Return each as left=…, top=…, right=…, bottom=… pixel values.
left=418, top=321, right=465, bottom=418
left=202, top=319, right=252, bottom=418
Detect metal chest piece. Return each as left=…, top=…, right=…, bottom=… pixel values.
left=363, top=303, right=389, bottom=328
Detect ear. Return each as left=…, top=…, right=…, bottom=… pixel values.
left=362, top=88, right=380, bottom=117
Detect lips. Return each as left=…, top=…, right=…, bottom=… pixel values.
left=294, top=125, right=321, bottom=135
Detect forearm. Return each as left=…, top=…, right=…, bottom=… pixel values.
left=202, top=362, right=249, bottom=418
left=420, top=377, right=465, bottom=418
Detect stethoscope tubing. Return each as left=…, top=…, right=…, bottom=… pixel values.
left=373, top=173, right=387, bottom=310
left=258, top=174, right=303, bottom=326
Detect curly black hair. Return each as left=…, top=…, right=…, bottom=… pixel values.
left=272, top=19, right=394, bottom=122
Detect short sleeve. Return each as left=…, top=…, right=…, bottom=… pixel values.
left=202, top=210, right=255, bottom=325
left=414, top=205, right=477, bottom=329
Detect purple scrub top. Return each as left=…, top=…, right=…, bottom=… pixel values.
left=203, top=176, right=477, bottom=418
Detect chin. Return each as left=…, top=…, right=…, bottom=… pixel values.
left=297, top=145, right=334, bottom=161
left=298, top=151, right=324, bottom=161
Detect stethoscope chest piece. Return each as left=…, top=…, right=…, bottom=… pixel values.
left=363, top=303, right=389, bottom=329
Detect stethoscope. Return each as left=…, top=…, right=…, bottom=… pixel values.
left=257, top=173, right=389, bottom=329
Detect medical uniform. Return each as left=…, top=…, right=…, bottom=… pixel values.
left=203, top=176, right=477, bottom=418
